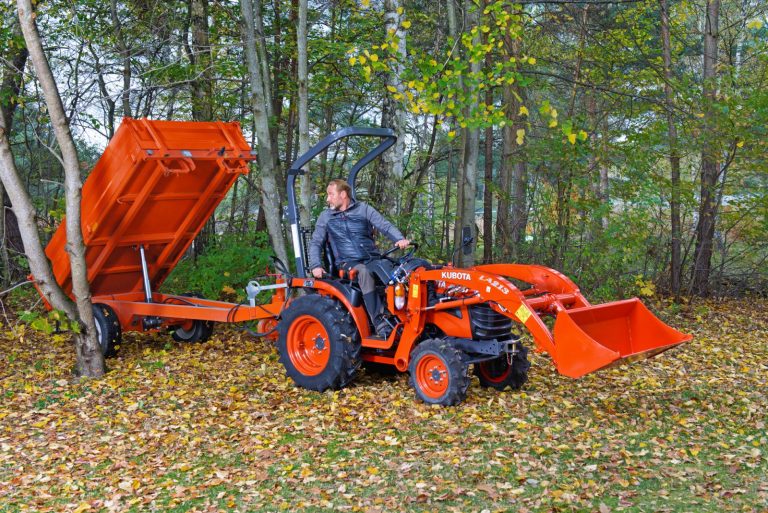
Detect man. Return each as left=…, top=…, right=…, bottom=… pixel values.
left=308, top=179, right=410, bottom=335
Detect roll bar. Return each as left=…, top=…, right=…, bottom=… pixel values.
left=286, top=127, right=397, bottom=277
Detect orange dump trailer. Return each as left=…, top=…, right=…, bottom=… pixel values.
left=38, top=118, right=284, bottom=354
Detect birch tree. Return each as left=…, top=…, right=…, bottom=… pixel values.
left=14, top=0, right=104, bottom=377
left=297, top=0, right=311, bottom=228
left=381, top=0, right=408, bottom=215
left=241, top=0, right=289, bottom=266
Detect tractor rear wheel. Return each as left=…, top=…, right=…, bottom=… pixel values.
left=278, top=295, right=361, bottom=391
left=92, top=303, right=121, bottom=357
left=408, top=339, right=470, bottom=406
left=475, top=344, right=530, bottom=391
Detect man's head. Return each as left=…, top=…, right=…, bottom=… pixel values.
left=326, top=179, right=352, bottom=211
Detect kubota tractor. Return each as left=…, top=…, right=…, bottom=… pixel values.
left=279, top=128, right=692, bottom=405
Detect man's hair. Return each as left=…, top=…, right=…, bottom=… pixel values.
left=328, top=179, right=352, bottom=198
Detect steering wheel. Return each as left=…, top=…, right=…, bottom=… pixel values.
left=381, top=242, right=418, bottom=262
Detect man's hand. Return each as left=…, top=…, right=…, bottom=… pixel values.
left=311, top=267, right=325, bottom=279
left=395, top=239, right=410, bottom=250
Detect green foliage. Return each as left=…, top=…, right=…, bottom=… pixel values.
left=161, top=233, right=275, bottom=302
left=18, top=308, right=79, bottom=336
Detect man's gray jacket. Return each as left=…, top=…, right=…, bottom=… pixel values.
left=308, top=201, right=404, bottom=270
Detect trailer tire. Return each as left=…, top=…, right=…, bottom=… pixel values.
left=408, top=339, right=470, bottom=406
left=92, top=303, right=121, bottom=357
left=278, top=295, right=361, bottom=391
left=474, top=344, right=530, bottom=391
left=172, top=320, right=214, bottom=343
left=171, top=293, right=214, bottom=343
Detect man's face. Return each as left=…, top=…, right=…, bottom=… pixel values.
left=326, top=184, right=347, bottom=211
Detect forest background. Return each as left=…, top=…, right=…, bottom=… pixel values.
left=0, top=0, right=766, bottom=310
left=0, top=2, right=767, bottom=511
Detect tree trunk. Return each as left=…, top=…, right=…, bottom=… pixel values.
left=691, top=0, right=720, bottom=296
left=482, top=125, right=493, bottom=264
left=481, top=4, right=493, bottom=265
left=241, top=0, right=289, bottom=266
left=381, top=0, right=408, bottom=216
left=17, top=0, right=104, bottom=377
left=297, top=0, right=312, bottom=228
left=660, top=0, right=682, bottom=298
left=0, top=18, right=28, bottom=285
left=497, top=117, right=513, bottom=260
left=190, top=0, right=214, bottom=122
left=110, top=0, right=132, bottom=118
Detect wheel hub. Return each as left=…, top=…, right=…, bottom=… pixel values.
left=430, top=367, right=444, bottom=383
left=314, top=336, right=326, bottom=351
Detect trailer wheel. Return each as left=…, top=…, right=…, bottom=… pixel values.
left=475, top=344, right=530, bottom=391
left=278, top=295, right=361, bottom=391
left=92, top=303, right=121, bottom=357
left=171, top=293, right=214, bottom=343
left=171, top=320, right=213, bottom=343
left=408, top=339, right=470, bottom=406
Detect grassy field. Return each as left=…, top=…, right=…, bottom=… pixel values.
left=0, top=298, right=766, bottom=512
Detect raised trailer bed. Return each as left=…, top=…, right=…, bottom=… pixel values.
left=38, top=118, right=284, bottom=353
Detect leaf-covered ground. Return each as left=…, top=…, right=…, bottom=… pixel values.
left=0, top=299, right=766, bottom=513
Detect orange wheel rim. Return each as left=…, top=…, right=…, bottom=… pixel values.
left=286, top=315, right=330, bottom=376
left=257, top=318, right=280, bottom=341
left=479, top=359, right=510, bottom=384
left=415, top=354, right=449, bottom=399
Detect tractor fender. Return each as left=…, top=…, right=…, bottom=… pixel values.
left=289, top=277, right=371, bottom=337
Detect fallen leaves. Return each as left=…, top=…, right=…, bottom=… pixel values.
left=0, top=299, right=766, bottom=511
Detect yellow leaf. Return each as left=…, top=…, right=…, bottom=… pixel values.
left=568, top=133, right=577, bottom=145
left=348, top=57, right=357, bottom=66
left=549, top=119, right=558, bottom=128
left=516, top=128, right=525, bottom=145
left=448, top=131, right=456, bottom=139
left=369, top=53, right=379, bottom=62
left=358, top=55, right=367, bottom=65
left=528, top=57, right=536, bottom=65
left=367, top=466, right=379, bottom=474
left=396, top=6, right=404, bottom=14
left=578, top=130, right=588, bottom=141
left=393, top=93, right=403, bottom=100
left=736, top=140, right=744, bottom=148
left=551, top=108, right=558, bottom=119
left=362, top=0, right=370, bottom=7
left=402, top=20, right=411, bottom=29
left=386, top=85, right=397, bottom=93
left=747, top=20, right=763, bottom=30
left=518, top=106, right=529, bottom=117
left=72, top=503, right=91, bottom=513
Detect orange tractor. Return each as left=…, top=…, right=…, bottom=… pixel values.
left=39, top=120, right=691, bottom=406
left=279, top=128, right=691, bottom=405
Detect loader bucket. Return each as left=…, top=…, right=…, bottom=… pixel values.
left=552, top=298, right=692, bottom=378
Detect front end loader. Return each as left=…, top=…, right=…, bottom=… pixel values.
left=280, top=128, right=692, bottom=405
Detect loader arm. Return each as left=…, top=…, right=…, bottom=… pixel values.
left=409, top=265, right=691, bottom=378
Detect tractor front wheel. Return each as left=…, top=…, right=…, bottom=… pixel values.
left=474, top=344, right=530, bottom=391
left=277, top=295, right=361, bottom=391
left=408, top=339, right=470, bottom=406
